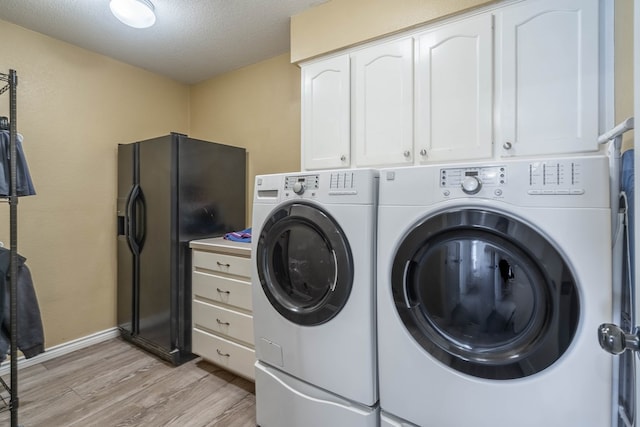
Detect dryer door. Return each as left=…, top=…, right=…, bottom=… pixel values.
left=256, top=202, right=353, bottom=326
left=392, top=208, right=579, bottom=380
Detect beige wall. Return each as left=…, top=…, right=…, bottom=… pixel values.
left=616, top=0, right=635, bottom=152
left=291, top=0, right=497, bottom=62
left=0, top=20, right=189, bottom=348
left=190, top=53, right=301, bottom=225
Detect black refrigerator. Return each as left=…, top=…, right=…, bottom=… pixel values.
left=117, top=133, right=246, bottom=365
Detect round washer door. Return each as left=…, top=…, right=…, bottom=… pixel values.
left=257, top=202, right=353, bottom=326
left=392, top=208, right=580, bottom=380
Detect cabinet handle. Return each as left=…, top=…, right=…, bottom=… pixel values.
left=503, top=141, right=513, bottom=150
left=403, top=150, right=411, bottom=158
left=216, top=349, right=230, bottom=357
left=340, top=155, right=347, bottom=162
left=216, top=318, right=230, bottom=326
left=217, top=261, right=231, bottom=268
left=419, top=149, right=427, bottom=156
left=216, top=288, right=231, bottom=295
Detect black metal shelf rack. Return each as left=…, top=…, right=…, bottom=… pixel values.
left=0, top=69, right=21, bottom=427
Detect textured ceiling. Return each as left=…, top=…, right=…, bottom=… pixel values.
left=0, top=0, right=327, bottom=84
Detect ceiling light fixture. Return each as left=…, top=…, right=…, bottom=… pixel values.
left=110, top=0, right=156, bottom=29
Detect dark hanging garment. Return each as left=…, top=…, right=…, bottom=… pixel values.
left=0, top=130, right=36, bottom=197
left=621, top=149, right=634, bottom=281
left=0, top=247, right=45, bottom=361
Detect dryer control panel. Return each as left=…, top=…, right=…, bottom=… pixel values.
left=526, top=160, right=585, bottom=195
left=379, top=155, right=608, bottom=208
left=437, top=158, right=594, bottom=200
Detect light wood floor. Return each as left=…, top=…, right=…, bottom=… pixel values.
left=0, top=337, right=256, bottom=426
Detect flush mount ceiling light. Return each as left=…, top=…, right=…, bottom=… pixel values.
left=110, top=0, right=156, bottom=29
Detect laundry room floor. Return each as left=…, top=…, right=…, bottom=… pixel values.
left=0, top=337, right=256, bottom=426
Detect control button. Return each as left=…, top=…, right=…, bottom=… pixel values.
left=528, top=190, right=542, bottom=195
left=461, top=176, right=482, bottom=195
left=556, top=189, right=570, bottom=195
left=292, top=181, right=305, bottom=195
left=494, top=189, right=503, bottom=196
left=570, top=189, right=585, bottom=195
left=542, top=190, right=555, bottom=195
left=443, top=190, right=450, bottom=197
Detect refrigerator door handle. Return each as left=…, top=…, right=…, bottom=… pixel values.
left=127, top=184, right=141, bottom=256
left=135, top=188, right=146, bottom=252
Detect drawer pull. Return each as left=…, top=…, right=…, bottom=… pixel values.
left=217, top=349, right=230, bottom=357
left=217, top=261, right=231, bottom=268
left=216, top=288, right=231, bottom=295
left=216, top=318, right=230, bottom=326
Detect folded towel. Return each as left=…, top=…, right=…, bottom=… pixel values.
left=224, top=228, right=252, bottom=243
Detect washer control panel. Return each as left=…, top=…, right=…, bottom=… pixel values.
left=440, top=166, right=506, bottom=195
left=285, top=175, right=319, bottom=196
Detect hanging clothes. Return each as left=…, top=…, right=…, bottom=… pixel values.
left=621, top=149, right=634, bottom=283
left=0, top=130, right=36, bottom=197
left=0, top=247, right=44, bottom=361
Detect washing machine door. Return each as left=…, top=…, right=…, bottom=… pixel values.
left=392, top=208, right=579, bottom=380
left=256, top=202, right=353, bottom=326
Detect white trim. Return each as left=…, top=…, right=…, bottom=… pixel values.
left=601, top=0, right=615, bottom=132
left=0, top=328, right=120, bottom=375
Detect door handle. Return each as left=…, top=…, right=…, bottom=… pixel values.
left=126, top=185, right=140, bottom=256
left=135, top=188, right=146, bottom=252
left=598, top=323, right=640, bottom=355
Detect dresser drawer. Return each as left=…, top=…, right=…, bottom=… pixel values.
left=193, top=300, right=254, bottom=345
left=192, top=270, right=252, bottom=311
left=193, top=329, right=256, bottom=380
left=193, top=250, right=251, bottom=278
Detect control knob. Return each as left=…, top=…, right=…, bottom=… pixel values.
left=461, top=176, right=482, bottom=195
left=292, top=181, right=305, bottom=195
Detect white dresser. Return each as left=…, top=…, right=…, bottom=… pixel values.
left=189, top=237, right=255, bottom=380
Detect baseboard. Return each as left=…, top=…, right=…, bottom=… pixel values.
left=0, top=327, right=120, bottom=375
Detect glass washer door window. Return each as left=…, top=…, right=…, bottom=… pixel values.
left=257, top=202, right=354, bottom=326
left=392, top=208, right=579, bottom=380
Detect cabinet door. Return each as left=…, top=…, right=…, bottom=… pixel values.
left=415, top=13, right=493, bottom=163
left=496, top=0, right=599, bottom=157
left=352, top=38, right=414, bottom=167
left=302, top=55, right=351, bottom=170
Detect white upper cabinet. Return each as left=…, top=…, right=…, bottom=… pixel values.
left=496, top=0, right=599, bottom=157
left=352, top=38, right=414, bottom=167
left=302, top=55, right=351, bottom=170
left=300, top=0, right=602, bottom=170
left=415, top=13, right=494, bottom=163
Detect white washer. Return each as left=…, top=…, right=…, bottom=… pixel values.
left=377, top=155, right=613, bottom=427
left=252, top=169, right=379, bottom=427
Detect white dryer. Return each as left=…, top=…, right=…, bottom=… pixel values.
left=377, top=155, right=613, bottom=427
left=251, top=169, right=379, bottom=427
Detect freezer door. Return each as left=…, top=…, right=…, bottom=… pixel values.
left=137, top=136, right=175, bottom=353
left=116, top=143, right=135, bottom=333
